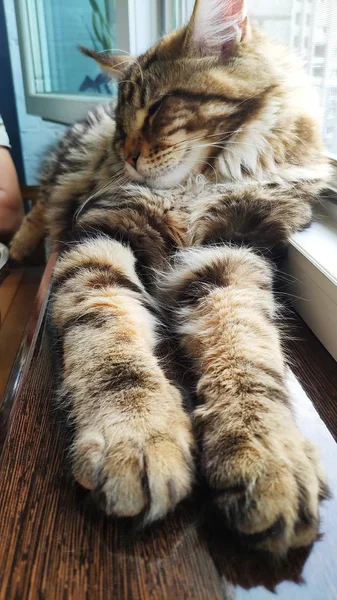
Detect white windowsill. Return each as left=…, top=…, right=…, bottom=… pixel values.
left=285, top=199, right=337, bottom=362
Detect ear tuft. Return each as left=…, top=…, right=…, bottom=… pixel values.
left=79, top=46, right=133, bottom=76
left=188, top=0, right=250, bottom=59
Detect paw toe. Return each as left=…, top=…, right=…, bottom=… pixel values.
left=72, top=424, right=194, bottom=523
left=145, top=437, right=194, bottom=523
left=72, top=430, right=106, bottom=490
left=101, top=454, right=148, bottom=518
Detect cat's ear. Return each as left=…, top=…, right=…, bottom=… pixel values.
left=187, top=0, right=251, bottom=59
left=79, top=46, right=134, bottom=77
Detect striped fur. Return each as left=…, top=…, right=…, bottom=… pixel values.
left=53, top=238, right=194, bottom=522
left=10, top=1, right=329, bottom=554
left=159, top=247, right=328, bottom=553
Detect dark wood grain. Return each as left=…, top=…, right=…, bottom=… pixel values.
left=0, top=332, right=223, bottom=600
left=0, top=268, right=24, bottom=325
left=0, top=272, right=336, bottom=600
left=0, top=267, right=42, bottom=399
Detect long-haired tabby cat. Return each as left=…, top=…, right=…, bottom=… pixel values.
left=11, top=0, right=330, bottom=555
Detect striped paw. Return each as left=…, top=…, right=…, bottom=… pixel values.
left=71, top=383, right=194, bottom=523
left=198, top=404, right=329, bottom=555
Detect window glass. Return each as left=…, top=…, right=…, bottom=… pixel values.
left=250, top=0, right=337, bottom=155
left=173, top=0, right=337, bottom=156
left=23, top=0, right=337, bottom=153
left=28, top=0, right=116, bottom=97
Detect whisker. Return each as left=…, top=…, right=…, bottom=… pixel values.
left=167, top=129, right=240, bottom=152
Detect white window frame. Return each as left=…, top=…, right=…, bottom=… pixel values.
left=15, top=0, right=160, bottom=124
left=162, top=0, right=193, bottom=33
left=284, top=192, right=337, bottom=362
left=328, top=155, right=337, bottom=193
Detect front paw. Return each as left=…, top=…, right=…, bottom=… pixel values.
left=71, top=383, right=194, bottom=523
left=198, top=405, right=329, bottom=555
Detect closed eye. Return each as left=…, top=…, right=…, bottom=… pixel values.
left=148, top=97, right=165, bottom=117
left=116, top=127, right=126, bottom=144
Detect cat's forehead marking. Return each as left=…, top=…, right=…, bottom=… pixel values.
left=135, top=109, right=147, bottom=132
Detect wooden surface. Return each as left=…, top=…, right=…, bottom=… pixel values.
left=0, top=270, right=337, bottom=599
left=288, top=316, right=337, bottom=443
left=0, top=267, right=42, bottom=399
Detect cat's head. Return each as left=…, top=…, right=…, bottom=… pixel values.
left=83, top=0, right=323, bottom=188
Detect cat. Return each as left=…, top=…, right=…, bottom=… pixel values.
left=10, top=0, right=330, bottom=555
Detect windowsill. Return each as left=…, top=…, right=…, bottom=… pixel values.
left=285, top=198, right=337, bottom=362
left=291, top=199, right=337, bottom=287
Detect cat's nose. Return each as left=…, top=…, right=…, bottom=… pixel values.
left=126, top=153, right=140, bottom=170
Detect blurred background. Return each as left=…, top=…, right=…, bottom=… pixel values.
left=0, top=0, right=336, bottom=187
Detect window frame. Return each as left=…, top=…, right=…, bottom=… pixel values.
left=328, top=155, right=337, bottom=192
left=161, top=0, right=193, bottom=33
left=15, top=0, right=160, bottom=124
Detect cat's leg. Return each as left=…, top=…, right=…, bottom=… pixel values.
left=52, top=236, right=193, bottom=522
left=162, top=245, right=329, bottom=554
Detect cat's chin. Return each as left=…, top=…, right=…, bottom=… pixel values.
left=124, top=166, right=183, bottom=189
left=124, top=161, right=189, bottom=189
left=146, top=168, right=190, bottom=189
left=126, top=147, right=206, bottom=190
left=124, top=162, right=146, bottom=183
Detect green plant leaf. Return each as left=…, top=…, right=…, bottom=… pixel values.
left=89, top=0, right=112, bottom=50
left=104, top=0, right=113, bottom=23
left=85, top=24, right=99, bottom=50
left=97, top=6, right=111, bottom=37
left=89, top=0, right=100, bottom=13
left=101, top=33, right=111, bottom=50
left=92, top=11, right=103, bottom=46
left=89, top=0, right=108, bottom=27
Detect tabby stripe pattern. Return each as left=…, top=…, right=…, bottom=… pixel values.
left=7, top=0, right=330, bottom=556
left=53, top=236, right=194, bottom=523
left=160, top=245, right=327, bottom=553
